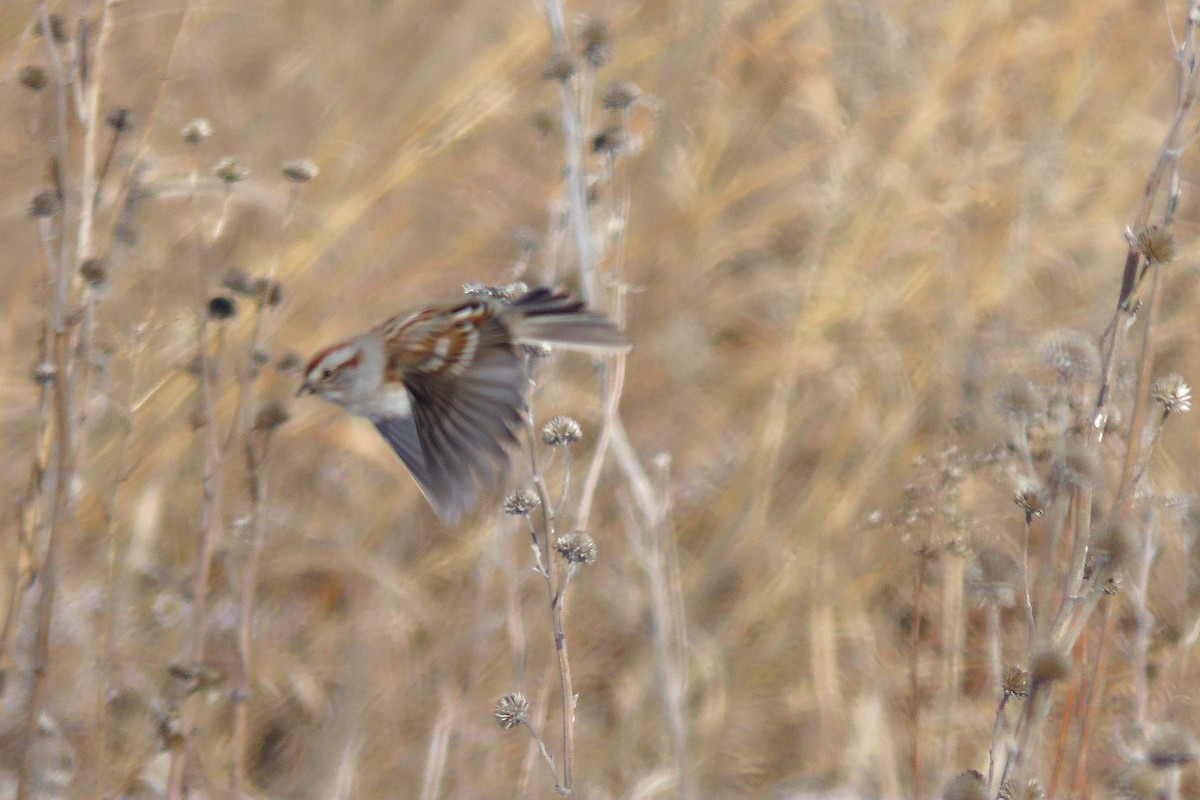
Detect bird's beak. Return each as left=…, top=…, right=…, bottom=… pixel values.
left=296, top=381, right=312, bottom=398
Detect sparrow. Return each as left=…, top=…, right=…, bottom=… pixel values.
left=297, top=286, right=629, bottom=521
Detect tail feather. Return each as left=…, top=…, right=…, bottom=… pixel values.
left=508, top=288, right=630, bottom=353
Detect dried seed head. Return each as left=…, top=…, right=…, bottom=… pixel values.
left=42, top=14, right=69, bottom=44
left=579, top=17, right=611, bottom=67
left=252, top=347, right=271, bottom=366
left=30, top=189, right=58, bottom=219
left=1057, top=441, right=1101, bottom=490
left=941, top=769, right=987, bottom=800
left=555, top=531, right=597, bottom=565
left=541, top=52, right=577, bottom=82
left=521, top=343, right=552, bottom=360
left=503, top=490, right=540, bottom=516
left=1135, top=225, right=1178, bottom=264
left=275, top=351, right=303, bottom=374
left=1029, top=648, right=1071, bottom=686
left=1092, top=519, right=1136, bottom=572
left=591, top=125, right=627, bottom=155
left=281, top=158, right=319, bottom=183
left=602, top=80, right=640, bottom=110
left=994, top=376, right=1045, bottom=424
left=542, top=415, right=583, bottom=446
left=1146, top=724, right=1198, bottom=769
left=80, top=257, right=108, bottom=287
left=254, top=277, right=284, bottom=307
left=221, top=267, right=253, bottom=295
left=254, top=401, right=291, bottom=432
left=181, top=118, right=213, bottom=146
left=214, top=158, right=249, bottom=185
left=1040, top=329, right=1100, bottom=384
left=1002, top=664, right=1030, bottom=697
left=106, top=107, right=133, bottom=132
left=32, top=361, right=57, bottom=385
left=1151, top=373, right=1191, bottom=414
left=207, top=296, right=237, bottom=320
left=18, top=65, right=49, bottom=92
left=1013, top=482, right=1047, bottom=519
left=463, top=282, right=528, bottom=302
left=493, top=693, right=529, bottom=730
left=531, top=108, right=558, bottom=137
left=998, top=778, right=1045, bottom=800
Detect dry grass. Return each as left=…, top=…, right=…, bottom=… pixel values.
left=3, top=0, right=1200, bottom=798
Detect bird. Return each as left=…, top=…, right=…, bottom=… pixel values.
left=297, top=286, right=629, bottom=522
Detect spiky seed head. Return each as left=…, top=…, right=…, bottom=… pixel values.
left=254, top=401, right=291, bottom=432
left=543, top=415, right=583, bottom=446
left=602, top=80, right=640, bottom=110
left=106, top=107, right=133, bottom=132
left=941, top=769, right=987, bottom=800
left=214, top=158, right=249, bottom=185
left=207, top=296, right=236, bottom=320
left=1040, top=329, right=1100, bottom=384
left=1135, top=225, right=1178, bottom=264
left=32, top=361, right=57, bottom=385
left=1057, top=441, right=1101, bottom=490
left=555, top=531, right=597, bottom=565
left=463, top=282, right=528, bottom=302
left=1146, top=724, right=1198, bottom=769
left=1029, top=648, right=1071, bottom=687
left=579, top=17, right=611, bottom=67
left=541, top=52, right=576, bottom=82
left=1092, top=519, right=1136, bottom=572
left=80, top=257, right=108, bottom=287
left=503, top=490, right=540, bottom=516
left=1151, top=374, right=1191, bottom=414
left=1002, top=664, right=1030, bottom=697
left=18, top=65, right=49, bottom=92
left=493, top=693, right=529, bottom=730
left=1013, top=482, right=1047, bottom=519
left=181, top=118, right=213, bottom=146
left=994, top=376, right=1045, bottom=424
left=281, top=158, right=319, bottom=183
left=30, top=190, right=58, bottom=219
left=999, top=778, right=1046, bottom=800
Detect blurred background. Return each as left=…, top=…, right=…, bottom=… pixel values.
left=2, top=0, right=1200, bottom=798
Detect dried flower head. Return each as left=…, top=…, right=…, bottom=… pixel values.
left=181, top=118, right=213, bottom=146
left=207, top=296, right=236, bottom=320
left=254, top=277, right=284, bottom=307
left=1040, top=329, right=1100, bottom=384
left=42, top=14, right=69, bottom=44
left=1135, top=225, right=1178, bottom=264
left=579, top=17, right=611, bottom=67
left=555, top=531, right=597, bottom=565
left=1151, top=374, right=1191, bottom=415
left=531, top=108, right=558, bottom=137
left=503, top=490, right=540, bottom=516
left=543, top=415, right=583, bottom=446
left=1092, top=519, right=1136, bottom=573
left=222, top=267, right=253, bottom=295
left=998, top=778, right=1045, bottom=800
left=281, top=158, right=319, bottom=183
left=592, top=125, right=627, bottom=156
left=463, top=282, right=528, bottom=302
left=1002, top=664, right=1030, bottom=697
left=30, top=189, right=58, bottom=219
left=254, top=401, right=291, bottom=432
left=1057, top=441, right=1101, bottom=490
left=1029, top=648, right=1071, bottom=687
left=602, top=80, right=641, bottom=110
left=80, top=257, right=108, bottom=287
left=493, top=693, right=529, bottom=730
left=1146, top=724, right=1198, bottom=769
left=541, top=52, right=576, bottom=82
left=941, top=769, right=987, bottom=800
left=32, top=361, right=57, bottom=385
left=275, top=351, right=303, bottom=374
left=522, top=343, right=552, bottom=360
left=994, top=376, right=1045, bottom=424
left=106, top=107, right=133, bottom=132
left=19, top=65, right=49, bottom=92
left=214, top=158, right=249, bottom=185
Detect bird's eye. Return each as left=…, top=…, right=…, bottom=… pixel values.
left=322, top=368, right=332, bottom=380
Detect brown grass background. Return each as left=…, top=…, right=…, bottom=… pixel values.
left=3, top=0, right=1200, bottom=798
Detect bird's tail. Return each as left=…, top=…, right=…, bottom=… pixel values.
left=507, top=287, right=630, bottom=353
